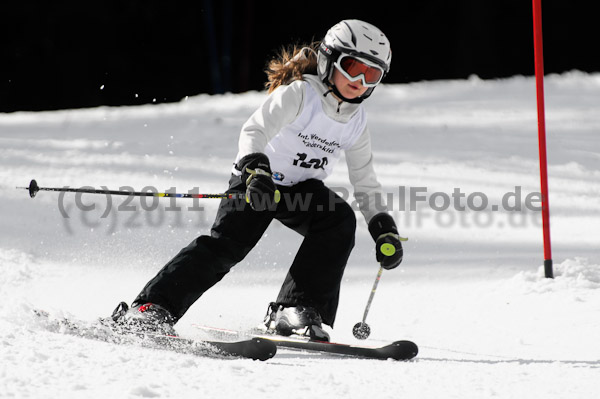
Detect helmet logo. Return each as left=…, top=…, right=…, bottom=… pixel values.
left=320, top=42, right=332, bottom=55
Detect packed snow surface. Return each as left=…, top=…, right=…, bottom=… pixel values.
left=1, top=72, right=599, bottom=398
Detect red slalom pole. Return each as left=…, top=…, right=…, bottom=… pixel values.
left=532, top=0, right=553, bottom=278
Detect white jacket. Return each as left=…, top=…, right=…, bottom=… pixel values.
left=234, top=74, right=387, bottom=223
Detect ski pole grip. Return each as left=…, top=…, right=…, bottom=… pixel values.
left=245, top=189, right=280, bottom=204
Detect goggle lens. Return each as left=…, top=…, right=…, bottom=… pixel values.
left=339, top=57, right=384, bottom=85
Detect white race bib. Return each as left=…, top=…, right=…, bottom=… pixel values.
left=265, top=84, right=366, bottom=186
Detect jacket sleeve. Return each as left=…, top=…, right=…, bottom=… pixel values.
left=345, top=126, right=388, bottom=223
left=237, top=81, right=305, bottom=158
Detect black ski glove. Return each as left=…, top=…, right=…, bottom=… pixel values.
left=238, top=153, right=280, bottom=211
left=368, top=213, right=407, bottom=270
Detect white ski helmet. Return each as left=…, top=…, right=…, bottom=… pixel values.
left=317, top=19, right=392, bottom=102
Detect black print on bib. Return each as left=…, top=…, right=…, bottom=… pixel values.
left=293, top=153, right=328, bottom=170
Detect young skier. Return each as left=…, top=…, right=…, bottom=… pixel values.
left=111, top=19, right=405, bottom=341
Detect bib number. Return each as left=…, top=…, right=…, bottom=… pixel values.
left=293, top=153, right=328, bottom=170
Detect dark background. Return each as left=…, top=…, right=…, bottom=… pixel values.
left=2, top=0, right=598, bottom=112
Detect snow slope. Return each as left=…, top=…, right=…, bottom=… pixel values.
left=1, top=71, right=599, bottom=398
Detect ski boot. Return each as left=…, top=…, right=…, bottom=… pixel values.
left=109, top=301, right=177, bottom=336
left=264, top=302, right=330, bottom=342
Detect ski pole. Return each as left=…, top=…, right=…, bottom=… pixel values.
left=17, top=179, right=245, bottom=200
left=352, top=266, right=384, bottom=340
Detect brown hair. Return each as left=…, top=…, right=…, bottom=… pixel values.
left=264, top=42, right=319, bottom=93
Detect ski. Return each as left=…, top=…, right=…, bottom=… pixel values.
left=261, top=335, right=418, bottom=360
left=194, top=325, right=418, bottom=361
left=33, top=309, right=276, bottom=361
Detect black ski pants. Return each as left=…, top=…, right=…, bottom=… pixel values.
left=133, top=175, right=356, bottom=326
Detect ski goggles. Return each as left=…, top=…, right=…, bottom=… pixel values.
left=333, top=55, right=385, bottom=87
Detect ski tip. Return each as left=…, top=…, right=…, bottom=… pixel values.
left=390, top=340, right=419, bottom=360
left=248, top=337, right=278, bottom=361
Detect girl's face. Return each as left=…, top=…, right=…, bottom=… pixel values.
left=331, top=69, right=369, bottom=100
